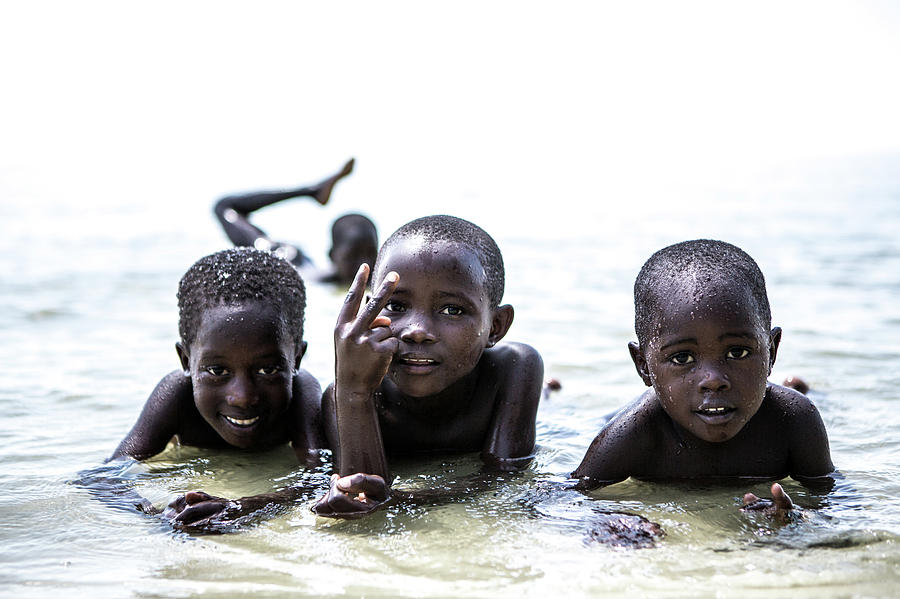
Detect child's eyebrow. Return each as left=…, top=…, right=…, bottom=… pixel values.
left=659, top=337, right=697, bottom=351
left=718, top=332, right=756, bottom=341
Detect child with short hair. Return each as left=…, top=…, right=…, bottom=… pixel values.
left=572, top=239, right=834, bottom=511
left=314, top=215, right=544, bottom=516
left=106, top=248, right=325, bottom=522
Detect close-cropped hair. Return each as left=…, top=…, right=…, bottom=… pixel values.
left=375, top=215, right=506, bottom=307
left=177, top=247, right=307, bottom=348
left=634, top=239, right=771, bottom=347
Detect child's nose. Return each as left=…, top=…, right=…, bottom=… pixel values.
left=698, top=363, right=730, bottom=392
left=398, top=316, right=437, bottom=344
left=226, top=375, right=258, bottom=408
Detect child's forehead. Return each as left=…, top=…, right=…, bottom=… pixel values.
left=651, top=280, right=765, bottom=328
left=196, top=301, right=287, bottom=336
left=379, top=237, right=486, bottom=278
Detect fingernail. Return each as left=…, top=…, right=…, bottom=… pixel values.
left=386, top=272, right=399, bottom=283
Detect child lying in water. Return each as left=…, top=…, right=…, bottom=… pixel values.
left=314, top=215, right=545, bottom=516
left=106, top=248, right=326, bottom=520
left=572, top=239, right=835, bottom=516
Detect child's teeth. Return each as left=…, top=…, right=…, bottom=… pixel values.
left=226, top=416, right=259, bottom=426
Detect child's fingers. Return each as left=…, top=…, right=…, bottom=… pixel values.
left=771, top=483, right=793, bottom=511
left=370, top=316, right=391, bottom=329
left=336, top=264, right=371, bottom=326
left=353, top=272, right=399, bottom=332
left=335, top=473, right=389, bottom=501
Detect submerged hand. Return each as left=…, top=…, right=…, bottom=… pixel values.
left=313, top=473, right=390, bottom=518
left=164, top=491, right=234, bottom=527
left=741, top=482, right=795, bottom=523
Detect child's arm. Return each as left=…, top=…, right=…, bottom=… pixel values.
left=480, top=343, right=544, bottom=471
left=781, top=386, right=835, bottom=482
left=287, top=369, right=328, bottom=467
left=313, top=265, right=399, bottom=517
left=110, top=370, right=189, bottom=461
left=570, top=396, right=652, bottom=490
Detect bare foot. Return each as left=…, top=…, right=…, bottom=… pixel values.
left=311, top=158, right=355, bottom=206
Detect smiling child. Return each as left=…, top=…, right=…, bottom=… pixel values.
left=571, top=239, right=834, bottom=501
left=110, top=248, right=325, bottom=467
left=314, top=215, right=544, bottom=516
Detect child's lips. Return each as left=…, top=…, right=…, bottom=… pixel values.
left=693, top=403, right=736, bottom=424
left=396, top=354, right=440, bottom=374
left=222, top=414, right=260, bottom=428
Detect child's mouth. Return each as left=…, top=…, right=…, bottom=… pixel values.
left=694, top=405, right=736, bottom=423
left=396, top=355, right=439, bottom=373
left=223, top=415, right=260, bottom=427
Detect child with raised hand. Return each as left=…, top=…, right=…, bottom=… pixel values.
left=314, top=215, right=545, bottom=517
left=103, top=248, right=326, bottom=523
left=572, top=239, right=835, bottom=511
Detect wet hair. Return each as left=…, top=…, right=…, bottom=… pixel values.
left=634, top=239, right=771, bottom=347
left=375, top=215, right=505, bottom=307
left=177, top=247, right=306, bottom=349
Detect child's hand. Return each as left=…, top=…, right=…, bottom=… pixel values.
left=334, top=264, right=400, bottom=394
left=741, top=482, right=796, bottom=523
left=313, top=473, right=389, bottom=518
left=163, top=490, right=234, bottom=527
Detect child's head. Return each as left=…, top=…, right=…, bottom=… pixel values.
left=329, top=213, right=378, bottom=284
left=175, top=248, right=307, bottom=447
left=372, top=215, right=513, bottom=397
left=629, top=239, right=781, bottom=443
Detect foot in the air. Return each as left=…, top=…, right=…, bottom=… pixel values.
left=311, top=158, right=355, bottom=205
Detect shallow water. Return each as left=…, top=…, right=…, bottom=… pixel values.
left=2, top=153, right=900, bottom=598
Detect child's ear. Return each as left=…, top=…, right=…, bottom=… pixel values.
left=628, top=342, right=653, bottom=387
left=295, top=341, right=308, bottom=371
left=175, top=342, right=191, bottom=376
left=486, top=304, right=515, bottom=348
left=768, top=327, right=782, bottom=372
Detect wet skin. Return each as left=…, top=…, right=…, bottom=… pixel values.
left=315, top=240, right=543, bottom=517
left=572, top=284, right=834, bottom=490
left=176, top=302, right=300, bottom=449
left=110, top=301, right=324, bottom=465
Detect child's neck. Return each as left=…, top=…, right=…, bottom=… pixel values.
left=381, top=365, right=482, bottom=419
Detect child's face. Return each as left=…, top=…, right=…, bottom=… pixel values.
left=374, top=238, right=500, bottom=398
left=634, top=285, right=779, bottom=443
left=178, top=301, right=300, bottom=448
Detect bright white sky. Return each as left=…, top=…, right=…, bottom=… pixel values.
left=2, top=1, right=899, bottom=217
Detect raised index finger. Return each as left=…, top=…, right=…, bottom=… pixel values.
left=336, top=264, right=372, bottom=326
left=351, top=271, right=399, bottom=332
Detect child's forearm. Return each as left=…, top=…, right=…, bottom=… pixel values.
left=333, top=387, right=390, bottom=481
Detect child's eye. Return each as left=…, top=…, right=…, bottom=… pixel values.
left=726, top=347, right=751, bottom=360
left=439, top=305, right=464, bottom=316
left=384, top=300, right=405, bottom=313
left=205, top=366, right=230, bottom=376
left=669, top=352, right=694, bottom=365
left=256, top=365, right=281, bottom=375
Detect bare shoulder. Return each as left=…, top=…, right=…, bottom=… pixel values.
left=110, top=370, right=193, bottom=461
left=571, top=389, right=660, bottom=486
left=288, top=369, right=327, bottom=459
left=481, top=341, right=544, bottom=403
left=764, top=382, right=824, bottom=423
left=293, top=368, right=323, bottom=403
left=765, top=383, right=834, bottom=477
left=482, top=341, right=543, bottom=376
